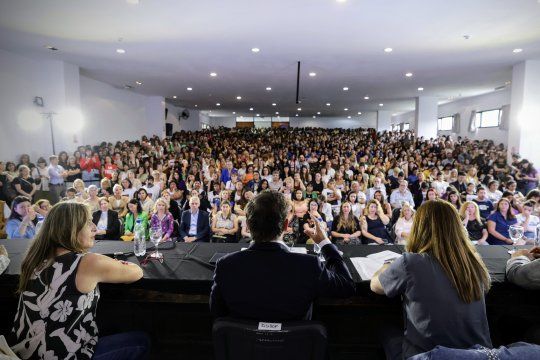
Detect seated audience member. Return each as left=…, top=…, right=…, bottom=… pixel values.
left=501, top=191, right=522, bottom=215
left=450, top=171, right=468, bottom=194
left=447, top=189, right=462, bottom=209
left=99, top=177, right=113, bottom=198
left=108, top=184, right=129, bottom=218
left=143, top=175, right=161, bottom=201
left=473, top=187, right=494, bottom=220
left=11, top=202, right=149, bottom=359
left=179, top=196, right=210, bottom=242
left=0, top=245, right=9, bottom=275
left=394, top=203, right=415, bottom=245
left=161, top=190, right=181, bottom=221
left=360, top=199, right=391, bottom=245
left=371, top=200, right=492, bottom=359
left=331, top=202, right=361, bottom=244
left=211, top=201, right=239, bottom=243
left=123, top=199, right=149, bottom=240
left=268, top=170, right=282, bottom=191
left=431, top=173, right=449, bottom=197
left=12, top=165, right=36, bottom=201
left=486, top=180, right=503, bottom=203
left=460, top=201, right=489, bottom=245
left=32, top=157, right=50, bottom=198
left=299, top=199, right=327, bottom=244
left=486, top=198, right=518, bottom=245
left=525, top=189, right=540, bottom=216
left=463, top=182, right=477, bottom=202
left=347, top=191, right=363, bottom=218
left=318, top=194, right=334, bottom=230
left=121, top=178, right=137, bottom=199
left=137, top=188, right=155, bottom=214
left=62, top=187, right=78, bottom=202
left=83, top=185, right=101, bottom=213
left=389, top=180, right=415, bottom=209
left=367, top=177, right=387, bottom=200
left=6, top=196, right=37, bottom=239
left=506, top=247, right=540, bottom=290
left=292, top=189, right=309, bottom=218
left=92, top=197, right=121, bottom=240
left=33, top=199, right=52, bottom=221
left=210, top=190, right=355, bottom=321
left=73, top=178, right=89, bottom=200
left=150, top=197, right=175, bottom=242
left=373, top=190, right=393, bottom=218
left=516, top=200, right=540, bottom=240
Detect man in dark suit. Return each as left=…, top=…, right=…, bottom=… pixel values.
left=451, top=171, right=468, bottom=194
left=92, top=199, right=121, bottom=240
left=179, top=196, right=210, bottom=242
left=210, top=190, right=356, bottom=321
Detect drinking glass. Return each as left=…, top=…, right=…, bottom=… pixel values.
left=149, top=226, right=163, bottom=259
left=508, top=225, right=524, bottom=254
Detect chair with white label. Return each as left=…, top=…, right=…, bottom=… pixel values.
left=212, top=317, right=328, bottom=360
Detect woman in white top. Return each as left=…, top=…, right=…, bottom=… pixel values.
left=431, top=173, right=449, bottom=197
left=32, top=157, right=50, bottom=192
left=394, top=203, right=415, bottom=245
left=211, top=201, right=238, bottom=243
left=121, top=178, right=137, bottom=199
left=137, top=188, right=155, bottom=214
left=517, top=200, right=540, bottom=240
left=347, top=192, right=363, bottom=218
left=83, top=185, right=100, bottom=213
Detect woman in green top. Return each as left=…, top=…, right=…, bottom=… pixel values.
left=124, top=198, right=149, bottom=238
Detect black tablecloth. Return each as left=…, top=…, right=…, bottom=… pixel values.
left=0, top=239, right=517, bottom=288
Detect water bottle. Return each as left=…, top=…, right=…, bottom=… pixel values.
left=133, top=218, right=146, bottom=256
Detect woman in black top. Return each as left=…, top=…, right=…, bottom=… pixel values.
left=12, top=165, right=36, bottom=201
left=65, top=155, right=82, bottom=186
left=360, top=199, right=391, bottom=244
left=311, top=172, right=325, bottom=195
left=298, top=199, right=327, bottom=244
left=460, top=201, right=489, bottom=244
left=331, top=202, right=361, bottom=244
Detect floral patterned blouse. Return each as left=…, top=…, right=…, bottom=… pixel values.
left=11, top=252, right=100, bottom=359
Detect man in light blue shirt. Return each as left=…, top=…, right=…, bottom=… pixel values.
left=389, top=180, right=415, bottom=209
left=47, top=155, right=67, bottom=204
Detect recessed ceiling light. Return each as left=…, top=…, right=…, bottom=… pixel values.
left=405, top=72, right=413, bottom=77
left=116, top=48, right=126, bottom=54
left=216, top=103, right=221, bottom=106
left=172, top=95, right=177, bottom=99
left=357, top=112, right=362, bottom=115
left=195, top=104, right=198, bottom=107
left=266, top=87, right=272, bottom=91
left=45, top=45, right=58, bottom=51
left=309, top=72, right=317, bottom=77
left=326, top=103, right=331, bottom=106
left=418, top=87, right=424, bottom=91
left=364, top=96, right=370, bottom=100
left=256, top=114, right=260, bottom=116
left=297, top=107, right=302, bottom=111
left=135, top=81, right=142, bottom=85
left=313, top=116, right=316, bottom=118
left=210, top=72, right=217, bottom=77
left=513, top=48, right=523, bottom=53
left=317, top=112, right=321, bottom=115
left=379, top=103, right=384, bottom=107
left=344, top=108, right=348, bottom=111
left=126, top=0, right=140, bottom=4
left=384, top=47, right=393, bottom=53
left=295, top=114, right=299, bottom=117
left=251, top=47, right=260, bottom=53
left=187, top=87, right=193, bottom=91
left=343, top=87, right=349, bottom=91
left=336, top=0, right=347, bottom=3
left=347, top=116, right=351, bottom=119
left=249, top=107, right=254, bottom=111
left=209, top=110, right=212, bottom=113
left=272, top=103, right=277, bottom=106
left=232, top=112, right=236, bottom=114
left=236, top=96, right=242, bottom=100
left=275, top=112, right=279, bottom=115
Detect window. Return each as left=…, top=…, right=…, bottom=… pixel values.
left=475, top=109, right=501, bottom=128
left=201, top=123, right=210, bottom=129
left=437, top=116, right=453, bottom=131
left=403, top=123, right=410, bottom=130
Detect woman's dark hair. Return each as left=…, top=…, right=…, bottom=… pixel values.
left=128, top=198, right=143, bottom=214
left=245, top=190, right=288, bottom=243
left=526, top=189, right=540, bottom=200
left=258, top=179, right=269, bottom=192
left=122, top=178, right=132, bottom=189
left=10, top=196, right=32, bottom=220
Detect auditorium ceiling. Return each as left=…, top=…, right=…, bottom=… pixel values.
left=1, top=0, right=539, bottom=117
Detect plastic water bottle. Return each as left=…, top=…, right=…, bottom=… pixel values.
left=133, top=218, right=146, bottom=256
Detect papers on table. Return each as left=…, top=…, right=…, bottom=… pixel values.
left=350, top=250, right=402, bottom=281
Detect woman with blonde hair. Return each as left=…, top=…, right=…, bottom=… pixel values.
left=331, top=201, right=361, bottom=244
left=211, top=201, right=238, bottom=243
left=11, top=202, right=149, bottom=359
left=108, top=184, right=129, bottom=218
left=150, top=197, right=175, bottom=242
left=360, top=199, right=391, bottom=244
left=459, top=201, right=489, bottom=245
left=394, top=203, right=415, bottom=244
left=73, top=178, right=89, bottom=201
left=371, top=200, right=492, bottom=359
left=83, top=185, right=101, bottom=213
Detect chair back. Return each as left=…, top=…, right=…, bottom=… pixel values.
left=213, top=317, right=327, bottom=360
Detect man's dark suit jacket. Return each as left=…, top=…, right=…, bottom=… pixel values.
left=179, top=209, right=210, bottom=242
left=92, top=210, right=120, bottom=240
left=210, top=241, right=356, bottom=321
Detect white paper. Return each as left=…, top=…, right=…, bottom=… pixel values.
left=351, top=250, right=402, bottom=280
left=289, top=247, right=308, bottom=254
left=366, top=250, right=401, bottom=263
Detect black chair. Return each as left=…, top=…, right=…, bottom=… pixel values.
left=213, top=317, right=328, bottom=360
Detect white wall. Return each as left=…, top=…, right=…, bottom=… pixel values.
left=207, top=116, right=236, bottom=128
left=166, top=103, right=201, bottom=133
left=80, top=75, right=165, bottom=144
left=290, top=113, right=377, bottom=129
left=437, top=89, right=510, bottom=145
